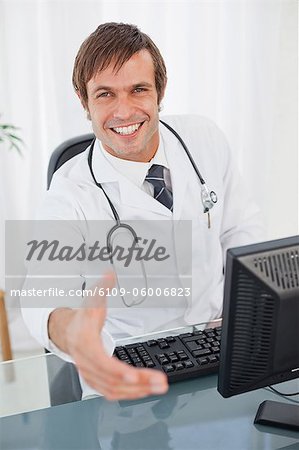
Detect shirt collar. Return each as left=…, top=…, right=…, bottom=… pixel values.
left=96, top=134, right=169, bottom=188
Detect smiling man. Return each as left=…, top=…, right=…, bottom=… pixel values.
left=22, top=22, right=264, bottom=401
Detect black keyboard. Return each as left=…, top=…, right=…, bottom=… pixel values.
left=113, top=326, right=221, bottom=383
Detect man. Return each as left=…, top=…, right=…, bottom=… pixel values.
left=22, top=23, right=264, bottom=401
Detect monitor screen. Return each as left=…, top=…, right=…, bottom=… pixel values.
left=217, top=235, right=299, bottom=430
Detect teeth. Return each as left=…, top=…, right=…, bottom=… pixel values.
left=113, top=123, right=141, bottom=135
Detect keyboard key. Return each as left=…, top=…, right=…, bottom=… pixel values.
left=145, top=361, right=155, bottom=368
left=177, top=351, right=189, bottom=361
left=131, top=357, right=142, bottom=364
left=184, top=361, right=194, bottom=369
left=166, top=336, right=176, bottom=343
left=115, top=348, right=126, bottom=354
left=182, top=336, right=201, bottom=343
left=156, top=355, right=169, bottom=365
left=127, top=348, right=138, bottom=355
left=116, top=351, right=127, bottom=358
left=204, top=328, right=214, bottom=334
left=147, top=340, right=158, bottom=347
left=161, top=357, right=169, bottom=365
left=169, top=354, right=179, bottom=363
left=193, top=330, right=204, bottom=336
left=208, top=355, right=218, bottom=364
left=159, top=342, right=170, bottom=349
left=157, top=338, right=167, bottom=344
left=163, top=364, right=175, bottom=373
left=185, top=341, right=201, bottom=352
left=211, top=346, right=220, bottom=353
left=126, top=343, right=142, bottom=349
left=119, top=355, right=130, bottom=361
left=180, top=333, right=193, bottom=339
left=175, top=362, right=184, bottom=370
left=197, top=357, right=209, bottom=365
left=192, top=348, right=211, bottom=358
left=135, top=362, right=144, bottom=367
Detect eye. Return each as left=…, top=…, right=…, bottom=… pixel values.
left=134, top=87, right=147, bottom=93
left=97, top=92, right=111, bottom=98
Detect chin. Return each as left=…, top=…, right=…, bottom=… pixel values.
left=112, top=145, right=143, bottom=158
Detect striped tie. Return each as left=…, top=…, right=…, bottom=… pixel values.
left=145, top=164, right=173, bottom=212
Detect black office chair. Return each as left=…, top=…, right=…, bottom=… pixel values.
left=46, top=133, right=94, bottom=405
left=47, top=133, right=94, bottom=189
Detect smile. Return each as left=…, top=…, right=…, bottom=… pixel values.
left=111, top=122, right=144, bottom=136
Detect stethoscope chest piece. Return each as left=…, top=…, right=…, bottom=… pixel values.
left=201, top=184, right=218, bottom=213
left=210, top=191, right=218, bottom=204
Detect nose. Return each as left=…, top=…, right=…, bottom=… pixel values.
left=112, top=94, right=135, bottom=120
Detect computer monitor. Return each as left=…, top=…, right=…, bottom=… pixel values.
left=217, top=235, right=299, bottom=431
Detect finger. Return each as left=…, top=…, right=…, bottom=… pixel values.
left=79, top=371, right=155, bottom=400
left=80, top=367, right=168, bottom=400
left=73, top=343, right=168, bottom=385
left=90, top=349, right=168, bottom=387
left=76, top=350, right=168, bottom=393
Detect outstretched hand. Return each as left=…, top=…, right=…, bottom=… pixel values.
left=62, top=273, right=169, bottom=401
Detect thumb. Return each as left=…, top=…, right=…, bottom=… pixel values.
left=85, top=272, right=116, bottom=329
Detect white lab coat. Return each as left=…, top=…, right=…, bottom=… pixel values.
left=21, top=114, right=264, bottom=377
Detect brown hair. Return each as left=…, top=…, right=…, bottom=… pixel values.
left=72, top=22, right=167, bottom=108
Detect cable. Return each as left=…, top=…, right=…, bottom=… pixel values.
left=268, top=386, right=299, bottom=397
left=264, top=386, right=299, bottom=404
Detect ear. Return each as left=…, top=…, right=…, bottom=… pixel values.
left=76, top=90, right=91, bottom=121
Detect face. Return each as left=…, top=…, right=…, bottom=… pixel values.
left=84, top=50, right=163, bottom=162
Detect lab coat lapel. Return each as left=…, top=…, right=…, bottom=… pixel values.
left=118, top=177, right=172, bottom=216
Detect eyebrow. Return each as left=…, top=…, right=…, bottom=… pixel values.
left=91, top=82, right=154, bottom=95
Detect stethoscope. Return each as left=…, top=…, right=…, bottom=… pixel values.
left=87, top=120, right=217, bottom=307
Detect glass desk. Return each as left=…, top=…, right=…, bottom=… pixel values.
left=0, top=323, right=299, bottom=449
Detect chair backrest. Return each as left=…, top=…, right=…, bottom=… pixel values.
left=47, top=133, right=94, bottom=189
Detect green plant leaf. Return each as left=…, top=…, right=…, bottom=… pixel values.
left=7, top=133, right=23, bottom=142
left=0, top=118, right=24, bottom=154
left=9, top=141, right=22, bottom=154
left=0, top=124, right=19, bottom=130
